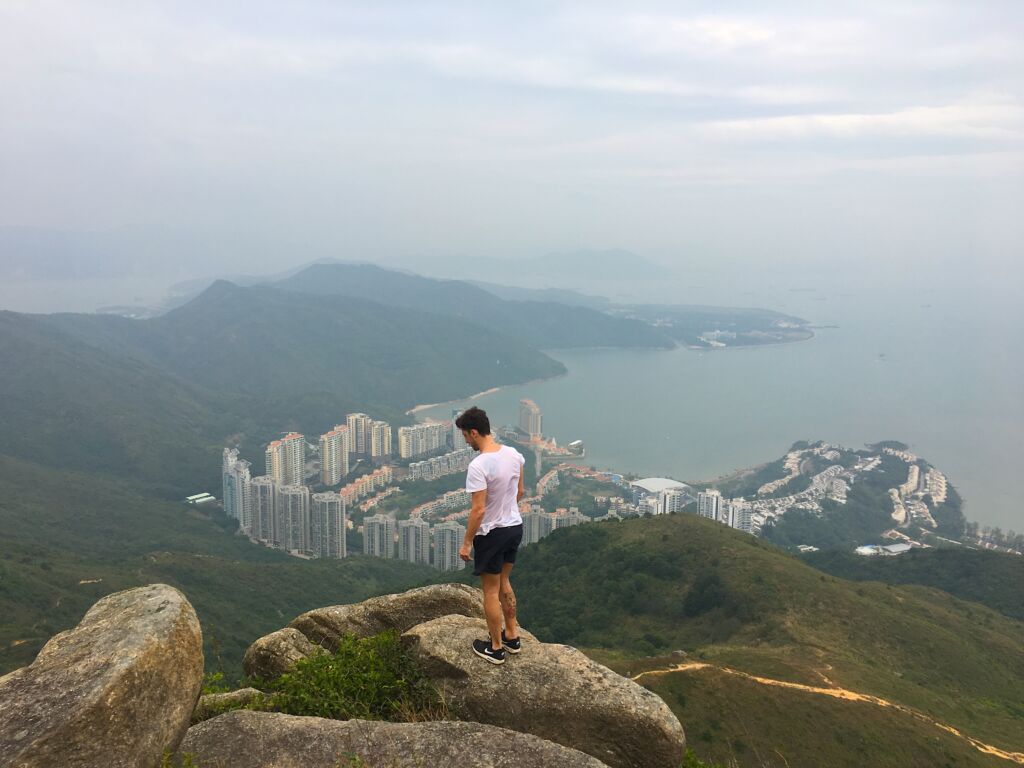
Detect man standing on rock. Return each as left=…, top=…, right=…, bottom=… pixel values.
left=457, top=406, right=525, bottom=665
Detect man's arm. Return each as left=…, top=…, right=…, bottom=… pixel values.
left=517, top=472, right=525, bottom=502
left=460, top=489, right=487, bottom=560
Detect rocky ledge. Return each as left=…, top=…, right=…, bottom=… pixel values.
left=0, top=583, right=686, bottom=768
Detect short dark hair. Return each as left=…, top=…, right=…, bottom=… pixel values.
left=455, top=406, right=490, bottom=436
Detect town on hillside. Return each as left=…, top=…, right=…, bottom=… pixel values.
left=203, top=403, right=1022, bottom=569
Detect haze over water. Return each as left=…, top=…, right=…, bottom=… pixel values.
left=424, top=271, right=1023, bottom=532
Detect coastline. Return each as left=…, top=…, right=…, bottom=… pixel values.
left=405, top=386, right=504, bottom=417
left=405, top=373, right=568, bottom=419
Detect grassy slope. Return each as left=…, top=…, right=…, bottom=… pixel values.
left=510, top=514, right=1024, bottom=765
left=0, top=455, right=433, bottom=680
left=0, top=311, right=224, bottom=495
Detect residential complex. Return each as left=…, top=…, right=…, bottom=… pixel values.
left=405, top=447, right=475, bottom=482
left=398, top=421, right=451, bottom=459
left=409, top=489, right=471, bottom=521
left=339, top=466, right=394, bottom=507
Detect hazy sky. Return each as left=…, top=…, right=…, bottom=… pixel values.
left=1, top=1, right=1022, bottom=281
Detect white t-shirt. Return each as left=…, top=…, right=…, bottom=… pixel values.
left=465, top=445, right=525, bottom=536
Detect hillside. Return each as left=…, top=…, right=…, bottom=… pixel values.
left=0, top=311, right=225, bottom=495
left=803, top=548, right=1024, bottom=622
left=4, top=281, right=566, bottom=489
left=273, top=263, right=671, bottom=349
left=507, top=514, right=1024, bottom=767
left=0, top=454, right=432, bottom=679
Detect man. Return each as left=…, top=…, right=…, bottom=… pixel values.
left=456, top=406, right=525, bottom=665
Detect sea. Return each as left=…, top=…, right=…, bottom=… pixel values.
left=418, top=270, right=1024, bottom=532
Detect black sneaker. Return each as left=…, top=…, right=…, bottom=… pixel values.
left=501, top=630, right=522, bottom=654
left=472, top=638, right=506, bottom=665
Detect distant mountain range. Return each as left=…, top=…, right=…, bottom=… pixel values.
left=0, top=263, right=681, bottom=496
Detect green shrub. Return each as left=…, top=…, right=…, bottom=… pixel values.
left=267, top=631, right=444, bottom=721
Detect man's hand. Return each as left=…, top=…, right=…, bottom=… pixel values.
left=459, top=542, right=472, bottom=561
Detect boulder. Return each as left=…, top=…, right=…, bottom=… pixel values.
left=176, top=710, right=611, bottom=767
left=242, top=627, right=327, bottom=681
left=401, top=615, right=685, bottom=768
left=192, top=687, right=268, bottom=724
left=290, top=583, right=485, bottom=649
left=0, top=583, right=204, bottom=768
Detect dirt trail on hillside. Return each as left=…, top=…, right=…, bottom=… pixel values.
left=633, top=662, right=1024, bottom=765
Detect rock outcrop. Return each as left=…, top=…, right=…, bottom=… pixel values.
left=177, top=710, right=611, bottom=767
left=242, top=627, right=327, bottom=681
left=192, top=687, right=268, bottom=724
left=290, top=583, right=485, bottom=650
left=0, top=584, right=204, bottom=768
left=401, top=615, right=686, bottom=768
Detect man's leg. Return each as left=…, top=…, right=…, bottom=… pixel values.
left=480, top=573, right=503, bottom=650
left=499, top=563, right=519, bottom=639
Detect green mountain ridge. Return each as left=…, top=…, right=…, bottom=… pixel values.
left=273, top=263, right=672, bottom=349
left=505, top=514, right=1024, bottom=767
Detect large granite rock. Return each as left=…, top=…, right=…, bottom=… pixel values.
left=242, top=627, right=327, bottom=681
left=177, top=710, right=610, bottom=767
left=192, top=687, right=268, bottom=724
left=401, top=615, right=685, bottom=768
left=290, top=583, right=485, bottom=650
left=0, top=584, right=204, bottom=768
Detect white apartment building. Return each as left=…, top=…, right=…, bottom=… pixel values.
left=222, top=448, right=253, bottom=532
left=346, top=413, right=373, bottom=456
left=398, top=518, right=431, bottom=565
left=266, top=432, right=305, bottom=487
left=522, top=511, right=555, bottom=545
left=311, top=492, right=346, bottom=559
left=319, top=425, right=350, bottom=486
left=250, top=475, right=277, bottom=545
left=278, top=484, right=311, bottom=554
left=363, top=514, right=397, bottom=559
left=698, top=489, right=723, bottom=522
left=662, top=487, right=689, bottom=514
left=519, top=399, right=543, bottom=439
left=369, top=420, right=393, bottom=459
left=433, top=521, right=466, bottom=571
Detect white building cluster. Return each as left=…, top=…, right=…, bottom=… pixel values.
left=398, top=421, right=452, bottom=459
left=224, top=448, right=347, bottom=558
left=410, top=489, right=472, bottom=520
left=521, top=508, right=588, bottom=545
left=362, top=515, right=468, bottom=571
left=405, top=447, right=476, bottom=482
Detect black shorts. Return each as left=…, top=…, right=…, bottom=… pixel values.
left=473, top=523, right=523, bottom=576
